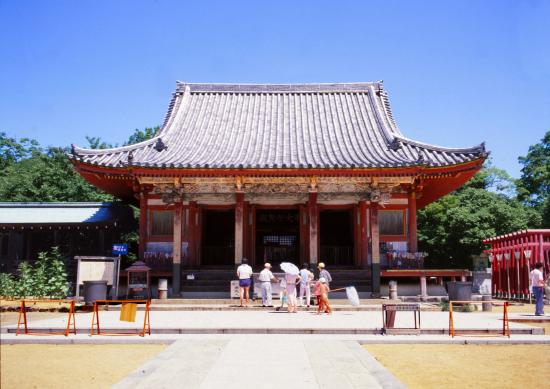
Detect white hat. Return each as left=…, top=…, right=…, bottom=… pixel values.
left=264, top=263, right=272, bottom=268
left=319, top=277, right=327, bottom=283
left=318, top=262, right=325, bottom=269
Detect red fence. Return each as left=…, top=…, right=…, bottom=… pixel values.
left=484, top=229, right=550, bottom=300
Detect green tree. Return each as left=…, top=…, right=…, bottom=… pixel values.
left=0, top=145, right=112, bottom=202
left=517, top=130, right=550, bottom=227
left=418, top=164, right=541, bottom=268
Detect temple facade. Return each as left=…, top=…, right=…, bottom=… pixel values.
left=71, top=82, right=487, bottom=295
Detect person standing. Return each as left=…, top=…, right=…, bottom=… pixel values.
left=236, top=258, right=253, bottom=307
left=259, top=262, right=276, bottom=307
left=299, top=263, right=314, bottom=307
left=285, top=271, right=301, bottom=313
left=318, top=262, right=332, bottom=287
left=316, top=277, right=332, bottom=314
left=530, top=262, right=545, bottom=316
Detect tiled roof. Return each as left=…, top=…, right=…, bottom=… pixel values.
left=0, top=202, right=132, bottom=224
left=71, top=82, right=487, bottom=169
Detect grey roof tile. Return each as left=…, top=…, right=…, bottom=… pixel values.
left=72, top=82, right=487, bottom=169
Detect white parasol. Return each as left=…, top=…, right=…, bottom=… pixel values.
left=280, top=262, right=299, bottom=275
left=345, top=286, right=360, bottom=307
left=329, top=286, right=361, bottom=306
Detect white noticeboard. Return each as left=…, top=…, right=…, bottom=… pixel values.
left=75, top=256, right=120, bottom=299
left=78, top=261, right=115, bottom=285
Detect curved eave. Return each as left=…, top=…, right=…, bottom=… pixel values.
left=71, top=156, right=485, bottom=205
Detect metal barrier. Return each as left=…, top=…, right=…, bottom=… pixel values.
left=16, top=299, right=76, bottom=337
left=90, top=299, right=151, bottom=337
left=449, top=300, right=510, bottom=338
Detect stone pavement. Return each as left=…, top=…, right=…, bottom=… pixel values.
left=111, top=337, right=404, bottom=389
left=2, top=310, right=544, bottom=335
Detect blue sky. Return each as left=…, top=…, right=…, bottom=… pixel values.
left=1, top=0, right=549, bottom=178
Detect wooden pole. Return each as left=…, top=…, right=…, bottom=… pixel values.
left=408, top=190, right=418, bottom=253
left=359, top=200, right=368, bottom=268
left=308, top=192, right=318, bottom=265
left=172, top=202, right=182, bottom=296
left=371, top=204, right=380, bottom=295
left=139, top=190, right=148, bottom=260
left=235, top=193, right=244, bottom=264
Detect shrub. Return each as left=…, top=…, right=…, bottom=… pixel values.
left=0, top=247, right=69, bottom=299
left=0, top=273, right=17, bottom=298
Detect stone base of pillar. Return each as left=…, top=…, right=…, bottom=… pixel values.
left=371, top=263, right=380, bottom=296
left=420, top=276, right=428, bottom=301
left=172, top=263, right=181, bottom=296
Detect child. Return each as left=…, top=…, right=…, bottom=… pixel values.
left=276, top=277, right=287, bottom=311
left=316, top=277, right=332, bottom=314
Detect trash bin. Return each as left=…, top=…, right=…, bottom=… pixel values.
left=447, top=281, right=473, bottom=301
left=83, top=280, right=108, bottom=305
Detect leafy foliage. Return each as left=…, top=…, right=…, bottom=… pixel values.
left=0, top=247, right=69, bottom=298
left=517, top=130, right=550, bottom=227
left=418, top=162, right=541, bottom=268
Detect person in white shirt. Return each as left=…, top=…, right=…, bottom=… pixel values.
left=236, top=258, right=253, bottom=307
left=530, top=262, right=545, bottom=316
left=258, top=262, right=277, bottom=307
left=298, top=263, right=314, bottom=307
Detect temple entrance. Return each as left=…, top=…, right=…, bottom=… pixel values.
left=201, top=209, right=235, bottom=266
left=255, top=209, right=300, bottom=264
left=319, top=209, right=354, bottom=266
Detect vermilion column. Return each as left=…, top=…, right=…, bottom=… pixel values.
left=359, top=200, right=368, bottom=267
left=370, top=203, right=381, bottom=295
left=408, top=190, right=418, bottom=253
left=139, top=190, right=148, bottom=259
left=308, top=192, right=318, bottom=265
left=188, top=201, right=198, bottom=266
left=235, top=193, right=244, bottom=264
left=172, top=202, right=182, bottom=295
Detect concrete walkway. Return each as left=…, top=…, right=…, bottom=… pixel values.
left=2, top=310, right=544, bottom=335
left=112, top=337, right=404, bottom=389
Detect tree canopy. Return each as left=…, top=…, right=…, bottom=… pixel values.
left=0, top=127, right=158, bottom=202
left=517, top=130, right=550, bottom=227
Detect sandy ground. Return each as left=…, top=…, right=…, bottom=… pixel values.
left=365, top=344, right=550, bottom=389
left=1, top=312, right=69, bottom=326
left=0, top=344, right=166, bottom=389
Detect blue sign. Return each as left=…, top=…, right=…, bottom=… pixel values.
left=112, top=243, right=128, bottom=255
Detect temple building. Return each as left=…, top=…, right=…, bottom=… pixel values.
left=70, top=82, right=487, bottom=296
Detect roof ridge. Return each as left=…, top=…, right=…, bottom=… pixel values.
left=176, top=81, right=382, bottom=93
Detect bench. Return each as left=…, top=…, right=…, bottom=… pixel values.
left=382, top=303, right=421, bottom=335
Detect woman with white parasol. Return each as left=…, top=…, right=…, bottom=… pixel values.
left=280, top=262, right=301, bottom=313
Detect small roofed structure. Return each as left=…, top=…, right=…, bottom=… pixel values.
left=484, top=229, right=550, bottom=300
left=70, top=82, right=488, bottom=297
left=0, top=202, right=134, bottom=273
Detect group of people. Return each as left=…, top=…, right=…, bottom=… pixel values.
left=236, top=259, right=333, bottom=314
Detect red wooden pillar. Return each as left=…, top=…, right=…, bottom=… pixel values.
left=172, top=202, right=183, bottom=294
left=235, top=193, right=245, bottom=264
left=299, top=205, right=309, bottom=264
left=408, top=190, right=418, bottom=253
left=359, top=200, right=368, bottom=267
left=139, top=190, right=148, bottom=259
left=308, top=192, right=318, bottom=265
left=370, top=203, right=380, bottom=295
left=188, top=201, right=198, bottom=266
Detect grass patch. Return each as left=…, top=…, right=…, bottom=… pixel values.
left=364, top=344, right=550, bottom=389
